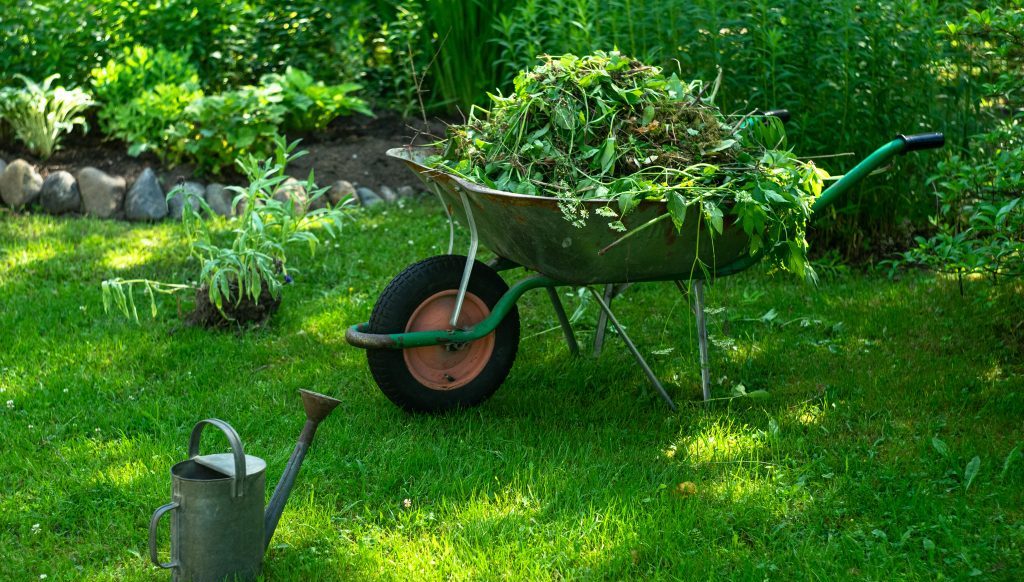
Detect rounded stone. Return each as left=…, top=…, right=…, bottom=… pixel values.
left=125, top=168, right=167, bottom=221
left=327, top=180, right=355, bottom=206
left=273, top=177, right=308, bottom=211
left=205, top=183, right=234, bottom=217
left=355, top=186, right=383, bottom=207
left=0, top=159, right=43, bottom=208
left=39, top=171, right=81, bottom=214
left=168, top=181, right=204, bottom=219
left=379, top=185, right=397, bottom=203
left=77, top=167, right=126, bottom=218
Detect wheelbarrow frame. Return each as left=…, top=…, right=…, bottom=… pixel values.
left=346, top=124, right=944, bottom=409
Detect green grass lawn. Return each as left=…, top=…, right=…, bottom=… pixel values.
left=1, top=202, right=1022, bottom=580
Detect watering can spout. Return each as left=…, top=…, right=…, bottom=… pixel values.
left=263, top=389, right=341, bottom=551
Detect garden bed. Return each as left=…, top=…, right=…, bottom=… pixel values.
left=0, top=112, right=448, bottom=212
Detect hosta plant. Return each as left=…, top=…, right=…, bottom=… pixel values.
left=102, top=138, right=350, bottom=327
left=0, top=74, right=94, bottom=159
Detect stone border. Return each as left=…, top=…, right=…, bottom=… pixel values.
left=0, top=157, right=422, bottom=220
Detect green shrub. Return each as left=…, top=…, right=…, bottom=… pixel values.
left=896, top=6, right=1023, bottom=282
left=170, top=85, right=287, bottom=175
left=90, top=45, right=199, bottom=134
left=262, top=67, right=372, bottom=133
left=106, top=82, right=205, bottom=160
left=0, top=74, right=93, bottom=159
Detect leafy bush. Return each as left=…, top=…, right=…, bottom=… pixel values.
left=90, top=45, right=199, bottom=134
left=169, top=85, right=288, bottom=175
left=102, top=138, right=349, bottom=325
left=262, top=67, right=372, bottom=132
left=104, top=82, right=205, bottom=160
left=897, top=6, right=1024, bottom=282
left=0, top=74, right=93, bottom=159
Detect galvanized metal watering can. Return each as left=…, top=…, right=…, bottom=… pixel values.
left=148, top=389, right=340, bottom=581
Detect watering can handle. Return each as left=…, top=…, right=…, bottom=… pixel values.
left=148, top=501, right=179, bottom=569
left=188, top=418, right=247, bottom=498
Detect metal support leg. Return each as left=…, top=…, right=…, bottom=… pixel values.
left=589, top=288, right=677, bottom=411
left=431, top=183, right=455, bottom=255
left=545, top=287, right=579, bottom=356
left=593, top=283, right=632, bottom=357
left=593, top=284, right=615, bottom=356
left=450, top=189, right=479, bottom=327
left=693, top=280, right=712, bottom=401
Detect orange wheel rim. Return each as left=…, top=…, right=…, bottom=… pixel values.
left=403, top=290, right=495, bottom=390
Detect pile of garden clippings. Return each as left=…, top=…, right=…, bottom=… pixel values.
left=431, top=51, right=828, bottom=279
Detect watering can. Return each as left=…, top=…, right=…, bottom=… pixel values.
left=148, top=389, right=341, bottom=581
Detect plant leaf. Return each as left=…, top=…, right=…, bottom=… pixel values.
left=964, top=456, right=981, bottom=492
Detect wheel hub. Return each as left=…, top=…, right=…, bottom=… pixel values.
left=403, top=290, right=495, bottom=390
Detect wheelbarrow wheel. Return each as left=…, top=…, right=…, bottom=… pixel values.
left=366, top=255, right=520, bottom=412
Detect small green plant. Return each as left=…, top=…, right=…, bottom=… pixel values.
left=0, top=74, right=93, bottom=159
left=262, top=67, right=372, bottom=132
left=102, top=138, right=349, bottom=326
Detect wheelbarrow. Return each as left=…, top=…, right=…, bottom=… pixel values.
left=345, top=114, right=944, bottom=412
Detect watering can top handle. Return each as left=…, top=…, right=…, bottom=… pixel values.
left=188, top=418, right=247, bottom=498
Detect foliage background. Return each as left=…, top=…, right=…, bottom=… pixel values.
left=1, top=0, right=1021, bottom=261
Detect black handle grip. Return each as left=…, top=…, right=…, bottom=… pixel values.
left=897, top=132, right=945, bottom=152
left=762, top=109, right=790, bottom=123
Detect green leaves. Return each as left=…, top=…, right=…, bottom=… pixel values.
left=667, top=192, right=687, bottom=230
left=101, top=137, right=350, bottom=323
left=0, top=74, right=94, bottom=159
left=434, top=51, right=824, bottom=278
left=964, top=456, right=981, bottom=492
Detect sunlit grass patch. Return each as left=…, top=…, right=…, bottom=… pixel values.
left=1, top=206, right=1022, bottom=580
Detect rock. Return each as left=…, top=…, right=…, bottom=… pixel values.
left=0, top=159, right=43, bottom=208
left=327, top=180, right=355, bottom=206
left=124, top=168, right=167, bottom=221
left=168, top=181, right=204, bottom=219
left=379, top=185, right=398, bottom=203
left=273, top=177, right=307, bottom=211
left=306, top=190, right=328, bottom=212
left=39, top=171, right=80, bottom=214
left=396, top=185, right=416, bottom=198
left=77, top=167, right=125, bottom=218
left=0, top=159, right=6, bottom=175
left=205, top=183, right=234, bottom=217
left=356, top=186, right=383, bottom=208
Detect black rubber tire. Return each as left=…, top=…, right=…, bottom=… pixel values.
left=366, top=255, right=520, bottom=413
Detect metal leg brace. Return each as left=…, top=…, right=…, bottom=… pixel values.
left=450, top=189, right=479, bottom=327
left=593, top=283, right=632, bottom=356
left=690, top=280, right=712, bottom=401
left=545, top=287, right=580, bottom=356
left=589, top=287, right=677, bottom=411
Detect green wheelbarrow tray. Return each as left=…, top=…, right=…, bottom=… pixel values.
left=385, top=146, right=752, bottom=285
left=345, top=127, right=944, bottom=411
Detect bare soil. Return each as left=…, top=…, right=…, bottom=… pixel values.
left=186, top=285, right=282, bottom=328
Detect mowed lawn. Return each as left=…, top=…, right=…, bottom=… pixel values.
left=1, top=202, right=1022, bottom=581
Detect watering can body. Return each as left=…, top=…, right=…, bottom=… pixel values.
left=149, top=390, right=341, bottom=581
left=149, top=419, right=267, bottom=582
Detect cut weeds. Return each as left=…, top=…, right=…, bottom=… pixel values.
left=432, top=51, right=829, bottom=279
